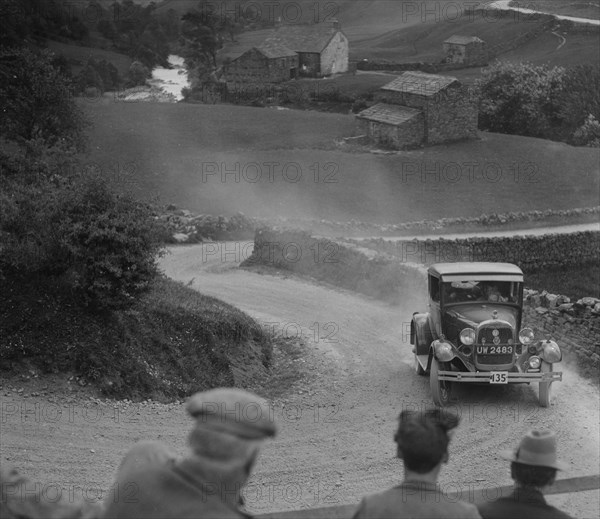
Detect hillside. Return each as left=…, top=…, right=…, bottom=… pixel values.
left=80, top=101, right=600, bottom=224
left=46, top=40, right=133, bottom=76
left=218, top=5, right=599, bottom=77
left=0, top=274, right=272, bottom=400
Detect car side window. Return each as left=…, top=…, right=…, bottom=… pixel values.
left=429, top=276, right=440, bottom=302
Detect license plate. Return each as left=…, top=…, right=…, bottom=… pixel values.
left=490, top=372, right=508, bottom=384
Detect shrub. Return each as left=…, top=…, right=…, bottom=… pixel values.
left=478, top=61, right=565, bottom=138
left=0, top=47, right=87, bottom=151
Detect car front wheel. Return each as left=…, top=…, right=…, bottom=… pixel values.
left=430, top=358, right=452, bottom=407
left=539, top=361, right=553, bottom=407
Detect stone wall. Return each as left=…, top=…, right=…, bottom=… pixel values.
left=242, top=227, right=427, bottom=304
left=425, top=85, right=478, bottom=144
left=320, top=31, right=349, bottom=75
left=355, top=231, right=600, bottom=272
left=245, top=227, right=599, bottom=383
left=357, top=113, right=425, bottom=150
left=375, top=83, right=478, bottom=147
left=523, top=290, right=600, bottom=379
left=225, top=49, right=298, bottom=87
left=298, top=52, right=321, bottom=76
left=443, top=42, right=487, bottom=66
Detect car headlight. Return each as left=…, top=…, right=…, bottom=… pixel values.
left=528, top=355, right=541, bottom=369
left=540, top=340, right=562, bottom=363
left=460, top=328, right=476, bottom=346
left=519, top=327, right=535, bottom=345
left=433, top=340, right=455, bottom=362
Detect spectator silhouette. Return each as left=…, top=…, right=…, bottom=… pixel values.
left=101, top=388, right=276, bottom=519
left=352, top=408, right=481, bottom=518
left=0, top=465, right=101, bottom=519
left=478, top=430, right=573, bottom=519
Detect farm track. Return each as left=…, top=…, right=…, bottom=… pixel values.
left=0, top=243, right=599, bottom=516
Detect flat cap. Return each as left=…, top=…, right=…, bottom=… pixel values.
left=186, top=388, right=276, bottom=440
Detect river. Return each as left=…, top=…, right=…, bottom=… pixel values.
left=150, top=55, right=190, bottom=101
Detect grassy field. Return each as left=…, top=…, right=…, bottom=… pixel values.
left=79, top=100, right=599, bottom=224
left=220, top=8, right=599, bottom=85
left=510, top=0, right=600, bottom=19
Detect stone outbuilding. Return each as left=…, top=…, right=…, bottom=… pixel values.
left=356, top=71, right=478, bottom=149
left=262, top=21, right=348, bottom=77
left=224, top=44, right=299, bottom=87
left=443, top=35, right=487, bottom=66
left=223, top=21, right=348, bottom=87
left=355, top=104, right=424, bottom=149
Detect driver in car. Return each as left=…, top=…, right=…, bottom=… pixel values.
left=479, top=284, right=507, bottom=302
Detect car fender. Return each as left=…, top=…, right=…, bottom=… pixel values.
left=411, top=312, right=433, bottom=356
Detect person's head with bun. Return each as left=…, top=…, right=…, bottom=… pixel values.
left=394, top=408, right=460, bottom=479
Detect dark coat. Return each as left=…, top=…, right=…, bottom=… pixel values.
left=478, top=488, right=574, bottom=519
left=352, top=480, right=482, bottom=519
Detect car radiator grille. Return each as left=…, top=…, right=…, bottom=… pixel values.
left=476, top=325, right=514, bottom=364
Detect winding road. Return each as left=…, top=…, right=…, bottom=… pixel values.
left=160, top=243, right=600, bottom=517
left=0, top=241, right=598, bottom=517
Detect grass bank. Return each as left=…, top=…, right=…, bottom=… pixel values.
left=0, top=275, right=272, bottom=401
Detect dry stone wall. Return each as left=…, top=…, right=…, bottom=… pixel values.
left=523, top=290, right=600, bottom=380
left=355, top=231, right=600, bottom=271
left=245, top=227, right=599, bottom=382
left=242, top=227, right=427, bottom=304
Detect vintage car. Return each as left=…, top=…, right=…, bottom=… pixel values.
left=410, top=262, right=563, bottom=407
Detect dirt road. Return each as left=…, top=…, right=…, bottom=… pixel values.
left=1, top=242, right=599, bottom=517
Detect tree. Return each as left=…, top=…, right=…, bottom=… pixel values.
left=0, top=47, right=164, bottom=310
left=126, top=60, right=150, bottom=87
left=0, top=47, right=86, bottom=151
left=477, top=61, right=565, bottom=138
left=181, top=9, right=220, bottom=69
left=557, top=65, right=600, bottom=142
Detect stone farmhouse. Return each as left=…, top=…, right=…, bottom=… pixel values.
left=355, top=71, right=478, bottom=149
left=443, top=35, right=487, bottom=66
left=224, top=21, right=348, bottom=88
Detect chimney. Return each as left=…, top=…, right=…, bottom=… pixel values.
left=330, top=18, right=340, bottom=30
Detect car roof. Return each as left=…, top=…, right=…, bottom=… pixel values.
left=428, top=262, right=524, bottom=278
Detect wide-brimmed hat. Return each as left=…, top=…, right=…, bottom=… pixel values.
left=501, top=430, right=567, bottom=470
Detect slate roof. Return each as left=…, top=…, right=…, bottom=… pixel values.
left=356, top=103, right=422, bottom=125
left=255, top=42, right=297, bottom=59
left=261, top=24, right=341, bottom=54
left=381, top=71, right=459, bottom=97
left=444, top=35, right=484, bottom=45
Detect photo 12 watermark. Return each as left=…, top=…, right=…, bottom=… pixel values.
left=199, top=161, right=339, bottom=184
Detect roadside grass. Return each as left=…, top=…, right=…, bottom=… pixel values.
left=0, top=275, right=272, bottom=401
left=79, top=100, right=600, bottom=223
left=525, top=262, right=600, bottom=300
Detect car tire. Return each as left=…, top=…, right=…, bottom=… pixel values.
left=414, top=337, right=427, bottom=376
left=430, top=358, right=452, bottom=407
left=539, top=361, right=552, bottom=407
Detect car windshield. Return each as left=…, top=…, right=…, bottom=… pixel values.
left=441, top=281, right=521, bottom=304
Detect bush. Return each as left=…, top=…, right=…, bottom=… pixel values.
left=478, top=61, right=565, bottom=139
left=126, top=60, right=150, bottom=87
left=1, top=175, right=165, bottom=309
left=0, top=47, right=87, bottom=151
left=572, top=114, right=600, bottom=147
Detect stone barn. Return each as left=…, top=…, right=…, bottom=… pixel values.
left=261, top=20, right=349, bottom=77
left=443, top=36, right=487, bottom=66
left=355, top=104, right=424, bottom=149
left=356, top=71, right=478, bottom=149
left=224, top=44, right=299, bottom=89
